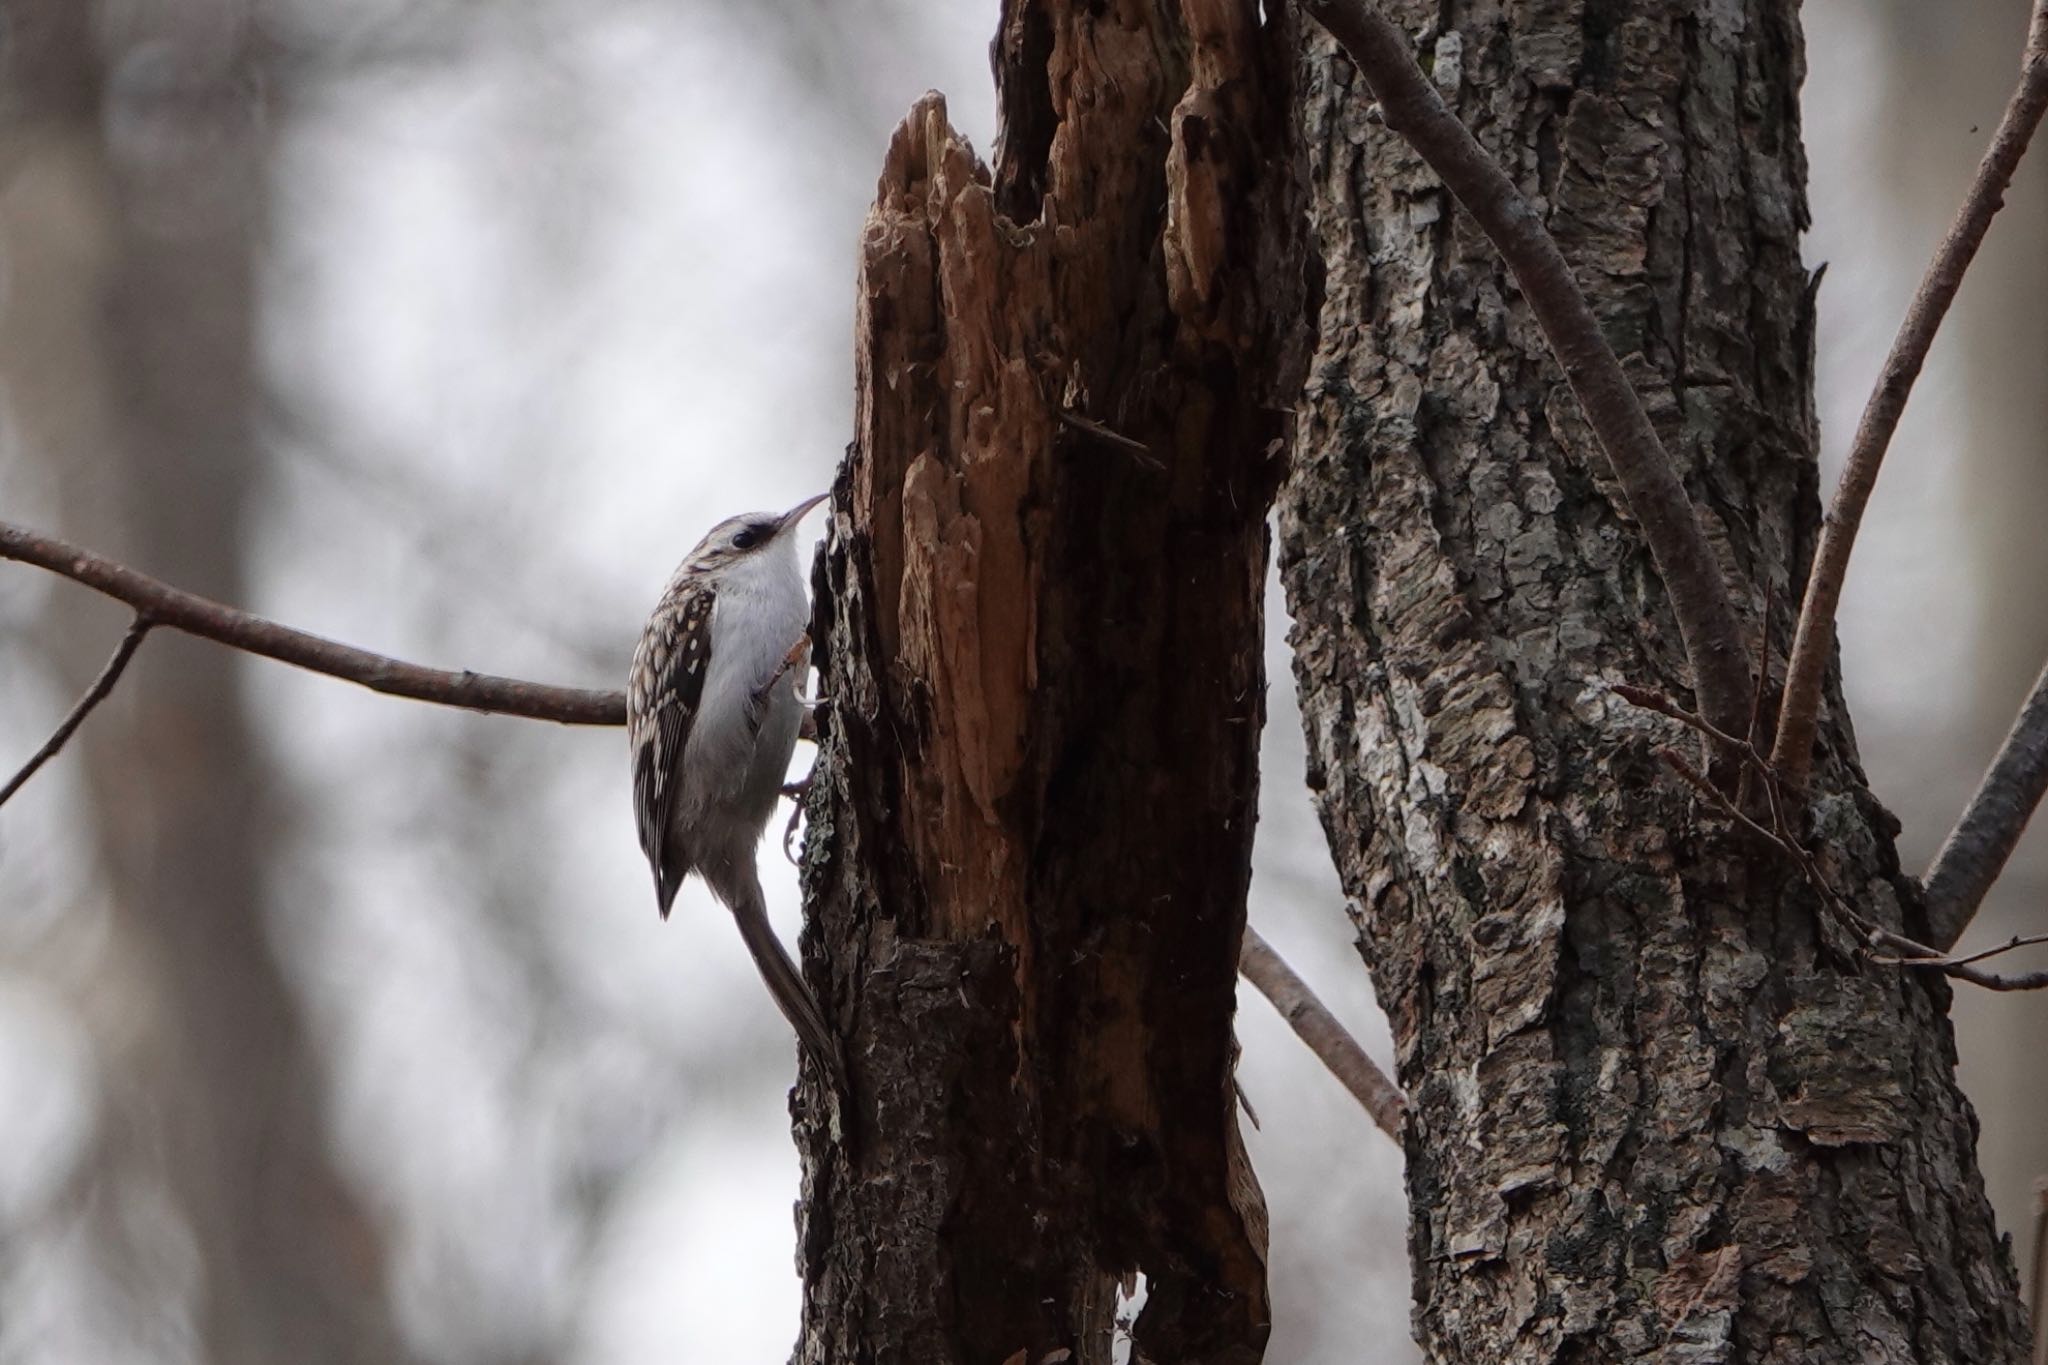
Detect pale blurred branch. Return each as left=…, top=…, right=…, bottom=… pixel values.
left=1922, top=657, right=2048, bottom=948
left=1, top=519, right=623, bottom=728
left=1773, top=0, right=2048, bottom=787
left=1295, top=0, right=1751, bottom=737
left=0, top=614, right=152, bottom=808
left=1240, top=925, right=1405, bottom=1141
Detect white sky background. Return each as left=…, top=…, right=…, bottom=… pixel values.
left=0, top=0, right=2043, bottom=1360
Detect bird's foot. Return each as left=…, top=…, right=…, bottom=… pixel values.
left=781, top=777, right=811, bottom=865
left=750, top=632, right=814, bottom=714
left=764, top=630, right=813, bottom=691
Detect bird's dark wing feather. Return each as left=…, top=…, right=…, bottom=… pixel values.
left=627, top=580, right=715, bottom=918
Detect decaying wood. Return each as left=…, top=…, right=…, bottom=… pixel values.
left=795, top=2, right=1310, bottom=1361
left=1281, top=1, right=2031, bottom=1361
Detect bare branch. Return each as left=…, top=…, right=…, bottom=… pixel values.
left=1647, top=717, right=2048, bottom=993
left=1613, top=682, right=1759, bottom=759
left=0, top=615, right=153, bottom=808
left=1657, top=746, right=1790, bottom=854
left=1239, top=924, right=1405, bottom=1141
left=1944, top=966, right=2048, bottom=993
left=1, top=520, right=624, bottom=726
left=1869, top=932, right=2048, bottom=971
left=1773, top=0, right=2048, bottom=786
left=1053, top=407, right=1163, bottom=470
left=1938, top=932, right=2048, bottom=970
left=1866, top=926, right=2048, bottom=993
left=1921, top=657, right=2048, bottom=949
left=1295, top=0, right=1751, bottom=736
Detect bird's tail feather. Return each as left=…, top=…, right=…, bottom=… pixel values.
left=730, top=881, right=845, bottom=1088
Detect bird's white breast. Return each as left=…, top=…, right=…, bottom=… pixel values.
left=677, top=542, right=809, bottom=838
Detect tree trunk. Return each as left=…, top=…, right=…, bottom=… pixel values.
left=794, top=3, right=1310, bottom=1362
left=1281, top=2, right=2031, bottom=1362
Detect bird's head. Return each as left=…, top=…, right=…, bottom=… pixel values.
left=682, top=492, right=828, bottom=575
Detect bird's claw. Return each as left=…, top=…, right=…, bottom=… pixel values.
left=764, top=630, right=813, bottom=692
left=781, top=778, right=811, bottom=865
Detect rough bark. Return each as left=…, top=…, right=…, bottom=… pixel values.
left=0, top=6, right=408, bottom=1360
left=793, top=3, right=1310, bottom=1362
left=1280, top=2, right=2031, bottom=1362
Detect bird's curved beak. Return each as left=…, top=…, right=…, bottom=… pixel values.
left=777, top=491, right=830, bottom=534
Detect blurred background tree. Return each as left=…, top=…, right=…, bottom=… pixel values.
left=0, top=1, right=2038, bottom=1361
left=1, top=2, right=406, bottom=1357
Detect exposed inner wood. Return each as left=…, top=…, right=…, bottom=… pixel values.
left=793, top=3, right=1311, bottom=1361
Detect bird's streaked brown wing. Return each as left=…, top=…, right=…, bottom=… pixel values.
left=627, top=580, right=715, bottom=917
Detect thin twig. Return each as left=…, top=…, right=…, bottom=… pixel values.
left=1865, top=928, right=1948, bottom=962
left=1738, top=579, right=1775, bottom=808
left=0, top=615, right=153, bottom=808
left=1614, top=682, right=1759, bottom=760
left=1921, top=656, right=2048, bottom=949
left=1650, top=713, right=2048, bottom=993
left=1, top=520, right=624, bottom=726
left=1657, top=748, right=1790, bottom=855
left=1869, top=931, right=2048, bottom=969
left=1239, top=924, right=1405, bottom=1141
left=1296, top=0, right=1751, bottom=737
left=1773, top=0, right=2048, bottom=787
left=1883, top=946, right=2048, bottom=993
left=1054, top=407, right=1164, bottom=470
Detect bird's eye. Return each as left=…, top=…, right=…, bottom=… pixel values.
left=731, top=527, right=759, bottom=550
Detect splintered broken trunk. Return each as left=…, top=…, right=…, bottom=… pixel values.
left=1280, top=1, right=2032, bottom=1362
left=794, top=3, right=1310, bottom=1363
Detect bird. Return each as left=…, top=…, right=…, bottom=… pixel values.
left=627, top=492, right=843, bottom=1084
